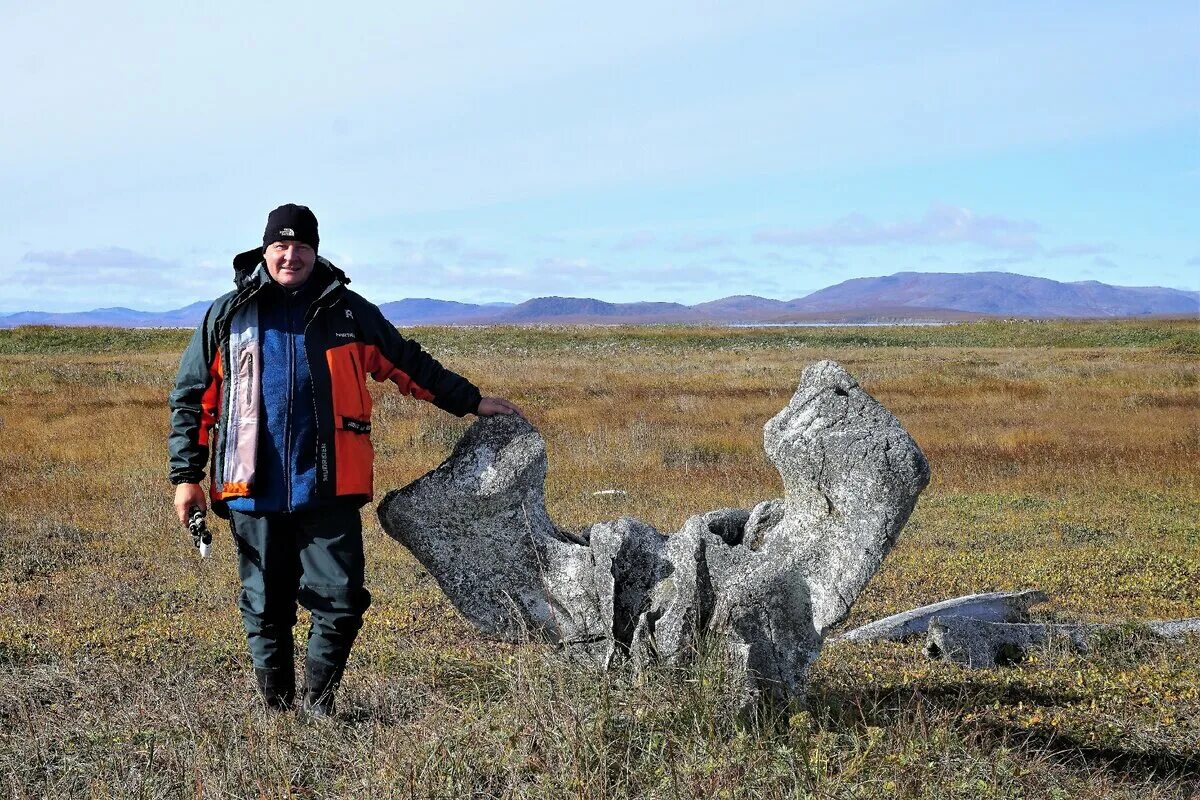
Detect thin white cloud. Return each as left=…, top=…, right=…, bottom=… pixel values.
left=457, top=249, right=502, bottom=264
left=537, top=256, right=600, bottom=274
left=762, top=252, right=813, bottom=268
left=613, top=231, right=658, bottom=251
left=971, top=255, right=1032, bottom=268
left=425, top=236, right=463, bottom=253
left=355, top=251, right=779, bottom=300
left=361, top=256, right=615, bottom=296
left=755, top=204, right=1042, bottom=253
left=381, top=238, right=509, bottom=271
left=1047, top=243, right=1115, bottom=257
left=22, top=246, right=176, bottom=270
left=2, top=255, right=226, bottom=313
left=672, top=234, right=729, bottom=253
left=623, top=263, right=761, bottom=288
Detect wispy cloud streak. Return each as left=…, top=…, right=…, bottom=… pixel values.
left=22, top=246, right=176, bottom=270
left=755, top=204, right=1041, bottom=252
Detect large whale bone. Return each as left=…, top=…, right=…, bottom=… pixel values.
left=377, top=360, right=930, bottom=699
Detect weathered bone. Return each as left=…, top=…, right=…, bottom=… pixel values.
left=924, top=616, right=1200, bottom=669
left=833, top=589, right=1048, bottom=644
left=924, top=617, right=1093, bottom=668
left=1145, top=618, right=1200, bottom=638
left=378, top=360, right=930, bottom=700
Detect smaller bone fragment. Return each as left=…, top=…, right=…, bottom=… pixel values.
left=924, top=616, right=1200, bottom=669
left=1146, top=618, right=1200, bottom=637
left=924, top=617, right=1093, bottom=668
left=833, top=589, right=1048, bottom=644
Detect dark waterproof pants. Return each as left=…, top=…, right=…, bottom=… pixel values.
left=229, top=504, right=372, bottom=670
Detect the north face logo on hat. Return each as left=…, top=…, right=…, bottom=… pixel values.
left=263, top=205, right=318, bottom=250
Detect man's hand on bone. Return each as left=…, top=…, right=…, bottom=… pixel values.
left=476, top=396, right=526, bottom=419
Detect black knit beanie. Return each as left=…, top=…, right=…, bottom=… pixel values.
left=262, top=204, right=319, bottom=253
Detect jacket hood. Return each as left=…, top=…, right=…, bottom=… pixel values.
left=232, top=247, right=350, bottom=292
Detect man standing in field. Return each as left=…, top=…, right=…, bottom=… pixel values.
left=168, top=204, right=522, bottom=716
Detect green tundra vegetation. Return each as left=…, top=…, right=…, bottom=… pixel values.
left=0, top=318, right=1196, bottom=799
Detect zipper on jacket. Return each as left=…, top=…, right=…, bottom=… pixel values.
left=283, top=291, right=295, bottom=512
left=304, top=303, right=325, bottom=496
left=299, top=279, right=346, bottom=498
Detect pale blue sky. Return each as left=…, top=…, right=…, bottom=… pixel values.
left=1, top=1, right=1196, bottom=312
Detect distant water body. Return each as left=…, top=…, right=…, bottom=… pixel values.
left=726, top=321, right=952, bottom=328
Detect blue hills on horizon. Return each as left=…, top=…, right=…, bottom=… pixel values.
left=2, top=271, right=1196, bottom=328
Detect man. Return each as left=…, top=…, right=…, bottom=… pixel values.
left=168, top=204, right=521, bottom=716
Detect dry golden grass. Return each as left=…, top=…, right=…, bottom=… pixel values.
left=0, top=320, right=1196, bottom=798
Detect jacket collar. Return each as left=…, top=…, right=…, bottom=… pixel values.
left=231, top=248, right=351, bottom=296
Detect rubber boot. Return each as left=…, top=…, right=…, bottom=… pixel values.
left=302, top=657, right=343, bottom=718
left=254, top=666, right=295, bottom=712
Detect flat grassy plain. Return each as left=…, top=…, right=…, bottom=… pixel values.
left=0, top=319, right=1197, bottom=799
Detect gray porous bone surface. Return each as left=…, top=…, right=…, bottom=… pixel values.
left=377, top=360, right=930, bottom=700
left=924, top=617, right=1094, bottom=669
left=925, top=615, right=1200, bottom=669
left=834, top=589, right=1049, bottom=644
left=1146, top=618, right=1200, bottom=638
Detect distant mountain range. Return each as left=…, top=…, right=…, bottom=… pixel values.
left=0, top=300, right=215, bottom=329
left=2, top=272, right=1195, bottom=328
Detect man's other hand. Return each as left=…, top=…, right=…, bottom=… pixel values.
left=476, top=396, right=525, bottom=418
left=174, top=483, right=207, bottom=527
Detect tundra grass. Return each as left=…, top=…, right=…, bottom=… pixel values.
left=0, top=320, right=1196, bottom=798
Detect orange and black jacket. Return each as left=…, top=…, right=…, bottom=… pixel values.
left=168, top=252, right=481, bottom=516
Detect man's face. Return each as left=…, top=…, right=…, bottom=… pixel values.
left=264, top=241, right=316, bottom=288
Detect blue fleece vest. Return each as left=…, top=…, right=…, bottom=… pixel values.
left=226, top=280, right=323, bottom=514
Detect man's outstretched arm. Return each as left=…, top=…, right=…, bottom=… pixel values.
left=358, top=300, right=530, bottom=419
